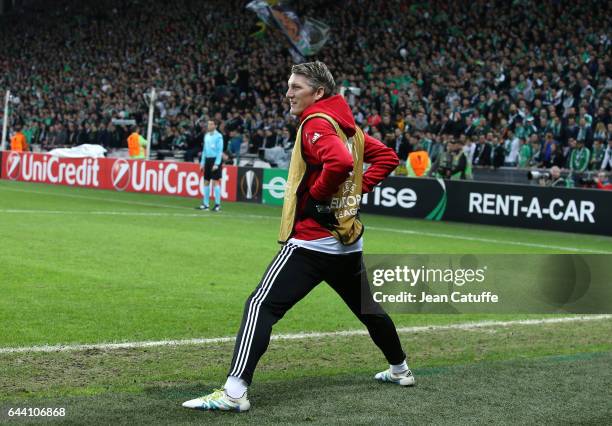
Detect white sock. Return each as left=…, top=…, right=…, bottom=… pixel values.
left=224, top=376, right=248, bottom=399
left=390, top=360, right=408, bottom=374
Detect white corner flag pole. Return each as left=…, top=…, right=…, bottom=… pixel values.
left=146, top=88, right=156, bottom=160
left=1, top=90, right=9, bottom=151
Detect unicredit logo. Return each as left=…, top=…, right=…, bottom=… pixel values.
left=112, top=160, right=204, bottom=196
left=112, top=159, right=131, bottom=191
left=6, top=152, right=21, bottom=180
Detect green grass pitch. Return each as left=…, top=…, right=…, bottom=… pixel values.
left=1, top=179, right=611, bottom=424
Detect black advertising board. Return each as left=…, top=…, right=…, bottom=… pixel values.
left=360, top=177, right=612, bottom=236
left=236, top=166, right=264, bottom=203
left=360, top=177, right=448, bottom=220
left=445, top=180, right=612, bottom=235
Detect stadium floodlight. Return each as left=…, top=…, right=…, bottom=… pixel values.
left=142, top=88, right=170, bottom=160
left=1, top=90, right=9, bottom=151
left=146, top=88, right=156, bottom=160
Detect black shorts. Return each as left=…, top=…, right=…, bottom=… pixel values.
left=203, top=157, right=222, bottom=181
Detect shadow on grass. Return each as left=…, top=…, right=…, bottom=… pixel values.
left=2, top=352, right=611, bottom=425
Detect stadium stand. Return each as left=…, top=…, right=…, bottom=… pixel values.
left=1, top=0, right=610, bottom=183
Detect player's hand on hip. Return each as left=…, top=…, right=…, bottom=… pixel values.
left=303, top=195, right=339, bottom=230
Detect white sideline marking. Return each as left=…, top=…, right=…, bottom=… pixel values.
left=1, top=315, right=610, bottom=355
left=0, top=186, right=190, bottom=210
left=0, top=208, right=277, bottom=221
left=0, top=208, right=235, bottom=219
left=367, top=226, right=611, bottom=254
left=0, top=207, right=608, bottom=253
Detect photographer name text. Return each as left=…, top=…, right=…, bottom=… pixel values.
left=373, top=291, right=498, bottom=303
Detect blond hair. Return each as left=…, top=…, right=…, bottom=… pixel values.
left=291, top=61, right=336, bottom=98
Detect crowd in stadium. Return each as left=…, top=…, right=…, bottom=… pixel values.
left=2, top=0, right=611, bottom=177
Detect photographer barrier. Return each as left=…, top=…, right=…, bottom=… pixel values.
left=359, top=177, right=612, bottom=236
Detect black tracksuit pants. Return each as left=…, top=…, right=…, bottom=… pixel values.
left=228, top=242, right=406, bottom=384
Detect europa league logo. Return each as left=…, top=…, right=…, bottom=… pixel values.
left=241, top=169, right=260, bottom=200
